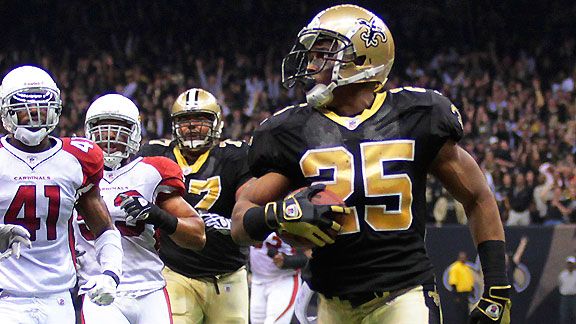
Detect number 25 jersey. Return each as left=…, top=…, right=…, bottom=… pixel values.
left=249, top=88, right=464, bottom=296
left=0, top=136, right=103, bottom=294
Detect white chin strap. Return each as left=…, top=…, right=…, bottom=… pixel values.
left=305, top=64, right=387, bottom=108
left=306, top=83, right=337, bottom=108
left=181, top=139, right=210, bottom=150
left=103, top=152, right=125, bottom=170
left=13, top=127, right=49, bottom=146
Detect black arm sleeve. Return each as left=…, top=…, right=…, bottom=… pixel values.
left=281, top=251, right=309, bottom=269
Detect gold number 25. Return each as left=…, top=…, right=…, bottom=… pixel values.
left=300, top=140, right=414, bottom=234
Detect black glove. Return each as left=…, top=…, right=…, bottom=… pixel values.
left=468, top=285, right=511, bottom=324
left=267, top=247, right=279, bottom=258
left=119, top=194, right=153, bottom=226
left=118, top=194, right=178, bottom=234
left=264, top=184, right=349, bottom=247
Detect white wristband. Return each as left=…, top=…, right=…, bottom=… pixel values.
left=94, top=229, right=123, bottom=277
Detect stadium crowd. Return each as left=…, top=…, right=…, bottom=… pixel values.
left=1, top=0, right=575, bottom=226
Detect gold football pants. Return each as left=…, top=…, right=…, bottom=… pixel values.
left=318, top=285, right=442, bottom=324
left=163, top=266, right=249, bottom=324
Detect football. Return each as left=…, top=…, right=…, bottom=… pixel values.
left=278, top=186, right=346, bottom=248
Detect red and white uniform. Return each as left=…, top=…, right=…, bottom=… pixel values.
left=0, top=136, right=102, bottom=324
left=74, top=156, right=183, bottom=323
left=0, top=136, right=102, bottom=294
left=250, top=233, right=301, bottom=324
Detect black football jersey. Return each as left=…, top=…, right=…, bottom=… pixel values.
left=249, top=88, right=463, bottom=296
left=139, top=139, right=252, bottom=277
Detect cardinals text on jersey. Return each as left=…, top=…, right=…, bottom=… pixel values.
left=0, top=136, right=103, bottom=294
left=74, top=156, right=184, bottom=295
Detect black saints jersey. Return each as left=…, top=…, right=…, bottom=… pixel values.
left=249, top=87, right=464, bottom=296
left=139, top=139, right=252, bottom=277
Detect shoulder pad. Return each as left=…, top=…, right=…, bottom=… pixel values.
left=61, top=137, right=104, bottom=188
left=141, top=156, right=185, bottom=195
left=259, top=103, right=309, bottom=129
left=272, top=103, right=308, bottom=117
left=388, top=86, right=428, bottom=94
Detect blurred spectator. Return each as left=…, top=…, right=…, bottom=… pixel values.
left=196, top=58, right=224, bottom=102
left=507, top=173, right=533, bottom=225
left=532, top=172, right=551, bottom=224
left=543, top=186, right=574, bottom=225
left=433, top=189, right=466, bottom=226
left=496, top=173, right=514, bottom=222
left=558, top=256, right=576, bottom=324
left=448, top=251, right=475, bottom=323
left=224, top=108, right=251, bottom=140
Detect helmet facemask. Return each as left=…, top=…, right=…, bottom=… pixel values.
left=85, top=117, right=140, bottom=170
left=172, top=111, right=222, bottom=152
left=282, top=30, right=356, bottom=90
left=1, top=87, right=61, bottom=146
left=282, top=29, right=373, bottom=108
left=281, top=5, right=395, bottom=109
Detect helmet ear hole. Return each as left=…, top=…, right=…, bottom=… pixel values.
left=354, top=55, right=366, bottom=65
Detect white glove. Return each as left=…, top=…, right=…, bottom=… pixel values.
left=79, top=273, right=118, bottom=306
left=0, top=224, right=32, bottom=261
left=201, top=213, right=232, bottom=235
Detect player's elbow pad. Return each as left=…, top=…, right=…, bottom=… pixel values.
left=95, top=229, right=123, bottom=278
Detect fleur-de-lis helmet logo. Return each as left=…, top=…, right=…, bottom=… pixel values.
left=357, top=18, right=387, bottom=48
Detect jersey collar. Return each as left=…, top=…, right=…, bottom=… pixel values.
left=321, top=92, right=387, bottom=130
left=173, top=146, right=211, bottom=175
left=1, top=136, right=63, bottom=169
left=102, top=157, right=143, bottom=183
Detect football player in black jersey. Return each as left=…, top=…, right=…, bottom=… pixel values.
left=232, top=4, right=510, bottom=324
left=139, top=88, right=253, bottom=324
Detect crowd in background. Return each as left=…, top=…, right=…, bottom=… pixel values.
left=1, top=0, right=574, bottom=226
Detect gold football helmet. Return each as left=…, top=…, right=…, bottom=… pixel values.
left=171, top=88, right=223, bottom=151
left=282, top=4, right=395, bottom=107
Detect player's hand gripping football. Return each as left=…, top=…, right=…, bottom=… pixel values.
left=0, top=224, right=32, bottom=261
left=265, top=184, right=350, bottom=247
left=79, top=272, right=119, bottom=306
left=468, top=285, right=512, bottom=324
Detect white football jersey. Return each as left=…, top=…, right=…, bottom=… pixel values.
left=250, top=233, right=299, bottom=284
left=74, top=156, right=185, bottom=295
left=0, top=136, right=104, bottom=294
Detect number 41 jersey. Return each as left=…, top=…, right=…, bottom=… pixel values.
left=249, top=88, right=464, bottom=297
left=0, top=136, right=103, bottom=294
